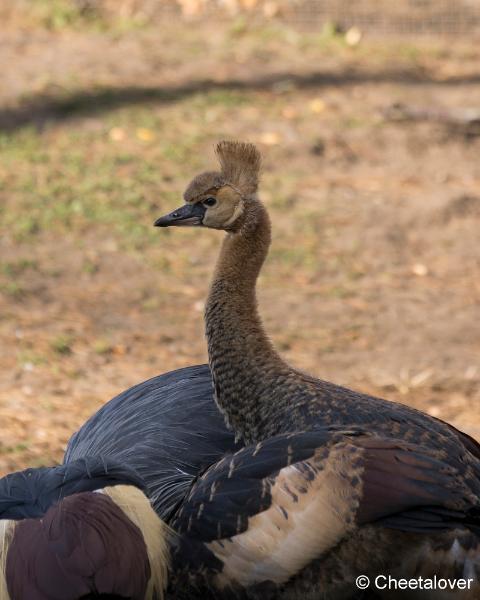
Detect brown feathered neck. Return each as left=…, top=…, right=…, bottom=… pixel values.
left=205, top=195, right=298, bottom=443
left=209, top=141, right=267, bottom=276
left=214, top=199, right=271, bottom=284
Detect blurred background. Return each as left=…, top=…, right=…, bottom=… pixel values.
left=0, top=0, right=479, bottom=475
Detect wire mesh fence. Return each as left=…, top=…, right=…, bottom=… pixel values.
left=286, top=0, right=480, bottom=35
left=74, top=0, right=480, bottom=35
left=2, top=0, right=480, bottom=35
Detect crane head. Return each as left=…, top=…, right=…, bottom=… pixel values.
left=155, top=141, right=261, bottom=233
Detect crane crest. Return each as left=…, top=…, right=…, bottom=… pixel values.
left=215, top=140, right=261, bottom=197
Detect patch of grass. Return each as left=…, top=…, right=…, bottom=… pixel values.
left=193, top=90, right=250, bottom=109
left=326, top=285, right=355, bottom=299
left=341, top=116, right=370, bottom=130
left=82, top=259, right=99, bottom=275
left=16, top=0, right=148, bottom=33
left=0, top=259, right=38, bottom=277
left=29, top=0, right=92, bottom=30
left=18, top=350, right=47, bottom=367
left=1, top=443, right=30, bottom=454
left=0, top=282, right=25, bottom=299
left=93, top=339, right=113, bottom=355
left=51, top=334, right=74, bottom=355
left=142, top=296, right=160, bottom=310
left=228, top=15, right=249, bottom=37
left=270, top=245, right=317, bottom=270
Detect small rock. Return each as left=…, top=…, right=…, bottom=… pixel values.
left=465, top=365, right=478, bottom=380
left=282, top=106, right=298, bottom=120
left=263, top=1, right=279, bottom=18
left=193, top=300, right=205, bottom=312
left=427, top=405, right=442, bottom=417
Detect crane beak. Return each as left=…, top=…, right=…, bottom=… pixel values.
left=154, top=203, right=206, bottom=227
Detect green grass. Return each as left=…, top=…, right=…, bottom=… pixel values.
left=0, top=442, right=30, bottom=454
left=0, top=85, right=262, bottom=251
left=93, top=339, right=114, bottom=355
left=15, top=0, right=148, bottom=33
left=0, top=19, right=450, bottom=266
left=0, top=281, right=25, bottom=299
left=50, top=334, right=74, bottom=355
left=31, top=0, right=89, bottom=30
left=17, top=350, right=47, bottom=367
left=0, top=259, right=38, bottom=277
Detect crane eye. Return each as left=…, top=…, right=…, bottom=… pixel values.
left=203, top=197, right=217, bottom=207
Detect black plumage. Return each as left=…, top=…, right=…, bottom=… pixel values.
left=65, top=364, right=238, bottom=519
left=0, top=456, right=145, bottom=520
left=1, top=364, right=238, bottom=600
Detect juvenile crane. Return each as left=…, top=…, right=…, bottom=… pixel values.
left=0, top=364, right=237, bottom=600
left=154, top=140, right=479, bottom=450
left=154, top=140, right=480, bottom=591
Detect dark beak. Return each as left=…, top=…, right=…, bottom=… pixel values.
left=154, top=203, right=206, bottom=228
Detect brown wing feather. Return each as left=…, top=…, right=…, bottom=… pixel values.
left=355, top=437, right=480, bottom=527
left=171, top=428, right=480, bottom=591
left=198, top=433, right=480, bottom=589
left=209, top=439, right=363, bottom=587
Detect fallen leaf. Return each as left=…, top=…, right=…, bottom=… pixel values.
left=260, top=132, right=281, bottom=145
left=309, top=98, right=327, bottom=114
left=345, top=26, right=362, bottom=47
left=136, top=128, right=155, bottom=142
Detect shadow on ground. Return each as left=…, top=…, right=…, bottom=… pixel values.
left=2, top=67, right=480, bottom=132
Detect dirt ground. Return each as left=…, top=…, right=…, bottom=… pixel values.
left=0, top=11, right=479, bottom=475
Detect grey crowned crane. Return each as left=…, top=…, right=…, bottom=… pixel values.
left=2, top=426, right=480, bottom=599
left=0, top=456, right=168, bottom=600
left=1, top=363, right=237, bottom=600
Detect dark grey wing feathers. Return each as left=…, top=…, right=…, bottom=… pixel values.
left=0, top=456, right=144, bottom=520
left=64, top=364, right=238, bottom=519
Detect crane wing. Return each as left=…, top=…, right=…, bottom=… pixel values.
left=173, top=428, right=480, bottom=588
left=0, top=457, right=145, bottom=520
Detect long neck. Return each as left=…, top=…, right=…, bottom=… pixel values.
left=205, top=202, right=296, bottom=443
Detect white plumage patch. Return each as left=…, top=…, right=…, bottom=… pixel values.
left=208, top=443, right=361, bottom=587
